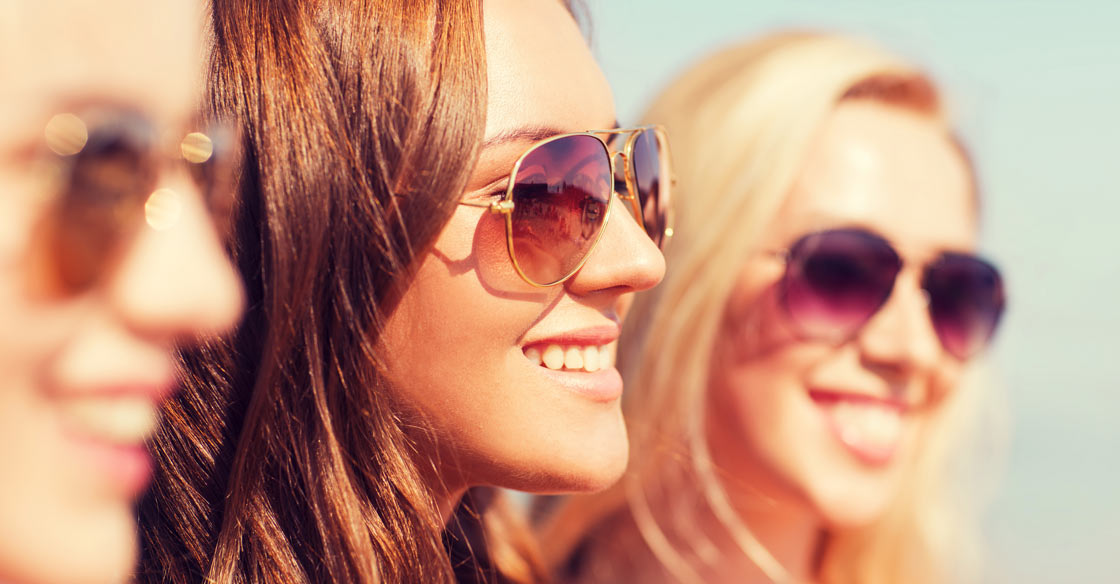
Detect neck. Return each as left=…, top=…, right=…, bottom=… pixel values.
left=633, top=480, right=823, bottom=584
left=409, top=447, right=468, bottom=527
left=699, top=494, right=823, bottom=584
left=693, top=375, right=825, bottom=583
left=436, top=485, right=468, bottom=526
left=417, top=464, right=467, bottom=527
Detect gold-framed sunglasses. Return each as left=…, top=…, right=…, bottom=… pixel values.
left=30, top=106, right=239, bottom=296
left=460, top=125, right=674, bottom=287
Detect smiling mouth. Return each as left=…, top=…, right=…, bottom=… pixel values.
left=58, top=396, right=160, bottom=446
left=830, top=402, right=902, bottom=451
left=810, top=390, right=907, bottom=465
left=524, top=343, right=615, bottom=373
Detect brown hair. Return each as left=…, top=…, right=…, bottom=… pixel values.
left=136, top=1, right=544, bottom=582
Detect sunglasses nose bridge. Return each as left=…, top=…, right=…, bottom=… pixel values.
left=855, top=269, right=942, bottom=374
left=610, top=150, right=629, bottom=193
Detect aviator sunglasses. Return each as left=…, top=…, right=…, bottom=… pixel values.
left=30, top=107, right=238, bottom=295
left=776, top=228, right=1005, bottom=360
left=460, top=125, right=673, bottom=287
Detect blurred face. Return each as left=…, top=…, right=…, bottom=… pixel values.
left=0, top=2, right=243, bottom=583
left=381, top=0, right=664, bottom=499
left=707, top=101, right=974, bottom=528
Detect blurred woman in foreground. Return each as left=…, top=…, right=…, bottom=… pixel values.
left=542, top=32, right=1005, bottom=584
left=0, top=2, right=243, bottom=583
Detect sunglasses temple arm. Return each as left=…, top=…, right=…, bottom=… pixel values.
left=458, top=200, right=515, bottom=213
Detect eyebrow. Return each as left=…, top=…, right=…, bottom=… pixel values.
left=480, top=119, right=622, bottom=149
left=481, top=126, right=568, bottom=149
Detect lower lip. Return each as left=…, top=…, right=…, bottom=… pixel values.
left=810, top=393, right=902, bottom=467
left=532, top=362, right=624, bottom=403
left=69, top=434, right=153, bottom=497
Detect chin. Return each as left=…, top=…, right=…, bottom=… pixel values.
left=808, top=480, right=898, bottom=530
left=821, top=500, right=891, bottom=530
left=1, top=510, right=137, bottom=584
left=566, top=444, right=629, bottom=493
left=547, top=409, right=630, bottom=493
left=66, top=516, right=138, bottom=584
left=502, top=430, right=629, bottom=495
left=565, top=420, right=630, bottom=493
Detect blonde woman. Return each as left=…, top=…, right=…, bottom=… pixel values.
left=540, top=32, right=1006, bottom=584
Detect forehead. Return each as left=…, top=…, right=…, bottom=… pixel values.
left=482, top=0, right=615, bottom=140
left=774, top=101, right=976, bottom=257
left=0, top=0, right=202, bottom=140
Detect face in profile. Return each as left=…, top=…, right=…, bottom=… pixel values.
left=707, top=100, right=980, bottom=527
left=0, top=2, right=243, bottom=583
left=380, top=0, right=665, bottom=499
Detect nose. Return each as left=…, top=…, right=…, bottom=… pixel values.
left=106, top=174, right=244, bottom=343
left=855, top=268, right=941, bottom=379
left=565, top=193, right=665, bottom=297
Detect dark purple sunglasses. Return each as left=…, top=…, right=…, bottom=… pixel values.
left=778, top=228, right=1005, bottom=360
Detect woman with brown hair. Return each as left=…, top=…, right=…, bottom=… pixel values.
left=137, top=0, right=669, bottom=582
left=539, top=32, right=1006, bottom=584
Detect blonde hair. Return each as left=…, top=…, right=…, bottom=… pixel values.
left=541, top=31, right=1006, bottom=584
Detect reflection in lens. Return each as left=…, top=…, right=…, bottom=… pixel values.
left=924, top=253, right=1005, bottom=359
left=44, top=113, right=89, bottom=156
left=180, top=132, right=214, bottom=163
left=510, top=134, right=611, bottom=286
left=782, top=229, right=901, bottom=340
left=630, top=129, right=665, bottom=245
left=145, top=188, right=183, bottom=231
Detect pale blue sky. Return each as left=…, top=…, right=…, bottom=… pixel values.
left=584, top=1, right=1120, bottom=581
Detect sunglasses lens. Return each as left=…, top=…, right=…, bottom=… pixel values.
left=629, top=128, right=669, bottom=246
left=185, top=125, right=240, bottom=240
left=46, top=114, right=156, bottom=294
left=783, top=229, right=901, bottom=339
left=924, top=253, right=1005, bottom=359
left=509, top=134, right=612, bottom=286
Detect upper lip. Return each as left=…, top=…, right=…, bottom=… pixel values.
left=523, top=323, right=621, bottom=348
left=808, top=388, right=911, bottom=412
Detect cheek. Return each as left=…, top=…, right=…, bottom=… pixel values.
left=721, top=275, right=799, bottom=361
left=467, top=208, right=547, bottom=294
left=381, top=211, right=545, bottom=396
left=0, top=169, right=45, bottom=259
left=707, top=294, right=828, bottom=490
left=470, top=213, right=516, bottom=287
left=926, top=356, right=965, bottom=407
left=378, top=220, right=554, bottom=472
left=381, top=260, right=522, bottom=411
left=710, top=335, right=824, bottom=457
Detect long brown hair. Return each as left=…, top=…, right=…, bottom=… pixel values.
left=135, top=1, right=544, bottom=582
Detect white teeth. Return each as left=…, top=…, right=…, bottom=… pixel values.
left=58, top=397, right=159, bottom=446
left=527, top=343, right=611, bottom=372
left=542, top=345, right=566, bottom=370
left=583, top=346, right=600, bottom=372
left=564, top=347, right=584, bottom=370
left=830, top=402, right=902, bottom=452
left=600, top=344, right=615, bottom=369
